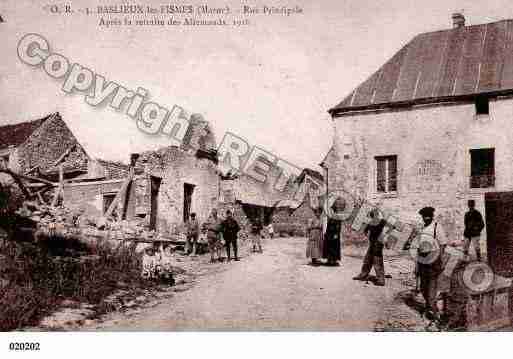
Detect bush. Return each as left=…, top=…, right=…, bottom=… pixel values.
left=0, top=236, right=149, bottom=331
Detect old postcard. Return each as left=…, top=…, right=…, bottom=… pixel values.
left=2, top=0, right=513, bottom=349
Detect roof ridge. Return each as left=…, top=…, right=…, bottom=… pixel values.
left=330, top=18, right=513, bottom=115
left=416, top=18, right=513, bottom=38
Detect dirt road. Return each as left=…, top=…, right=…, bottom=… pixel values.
left=85, top=237, right=408, bottom=331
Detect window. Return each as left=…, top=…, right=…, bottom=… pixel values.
left=475, top=96, right=489, bottom=116
left=470, top=148, right=495, bottom=188
left=103, top=193, right=117, bottom=214
left=375, top=155, right=397, bottom=193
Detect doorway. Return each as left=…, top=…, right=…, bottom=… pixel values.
left=103, top=193, right=117, bottom=215
left=183, top=183, right=195, bottom=223
left=485, top=191, right=513, bottom=277
left=149, top=176, right=162, bottom=230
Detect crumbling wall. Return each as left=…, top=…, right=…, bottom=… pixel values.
left=136, top=146, right=219, bottom=235
left=16, top=114, right=88, bottom=173
left=62, top=180, right=124, bottom=218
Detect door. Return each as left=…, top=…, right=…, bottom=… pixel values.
left=183, top=183, right=195, bottom=223
left=149, top=176, right=161, bottom=230
left=485, top=191, right=513, bottom=277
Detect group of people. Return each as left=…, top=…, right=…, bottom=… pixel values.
left=405, top=200, right=484, bottom=322
left=306, top=197, right=486, bottom=322
left=184, top=209, right=244, bottom=263
left=305, top=199, right=345, bottom=267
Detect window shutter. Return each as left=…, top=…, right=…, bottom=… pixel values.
left=376, top=158, right=386, bottom=192
left=388, top=156, right=397, bottom=192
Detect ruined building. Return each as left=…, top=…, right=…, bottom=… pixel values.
left=2, top=111, right=325, bottom=239
left=0, top=112, right=89, bottom=182
left=61, top=114, right=220, bottom=235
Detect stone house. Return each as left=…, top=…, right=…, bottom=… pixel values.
left=0, top=112, right=89, bottom=182
left=327, top=15, right=513, bottom=257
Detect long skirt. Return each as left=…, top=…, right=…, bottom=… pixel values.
left=306, top=228, right=323, bottom=259
left=323, top=234, right=341, bottom=261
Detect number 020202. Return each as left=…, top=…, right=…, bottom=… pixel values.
left=9, top=342, right=40, bottom=351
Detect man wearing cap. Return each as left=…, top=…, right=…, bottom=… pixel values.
left=353, top=209, right=387, bottom=286
left=463, top=200, right=485, bottom=262
left=222, top=210, right=241, bottom=261
left=410, top=206, right=448, bottom=321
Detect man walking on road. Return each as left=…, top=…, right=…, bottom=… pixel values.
left=463, top=200, right=485, bottom=262
left=408, top=206, right=447, bottom=322
left=222, top=210, right=241, bottom=261
left=353, top=209, right=387, bottom=286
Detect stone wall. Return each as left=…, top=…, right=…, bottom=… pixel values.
left=136, top=146, right=219, bottom=235
left=290, top=200, right=317, bottom=229
left=16, top=113, right=89, bottom=174
left=62, top=179, right=124, bottom=217
left=330, top=98, right=513, bottom=256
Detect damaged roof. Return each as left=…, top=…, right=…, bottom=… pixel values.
left=296, top=168, right=324, bottom=184
left=96, top=159, right=130, bottom=179
left=0, top=114, right=53, bottom=150
left=330, top=19, right=513, bottom=115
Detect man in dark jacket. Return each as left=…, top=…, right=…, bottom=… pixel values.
left=464, top=200, right=485, bottom=261
left=353, top=209, right=387, bottom=286
left=222, top=210, right=241, bottom=261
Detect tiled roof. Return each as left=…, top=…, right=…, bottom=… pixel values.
left=330, top=19, right=513, bottom=114
left=0, top=114, right=53, bottom=150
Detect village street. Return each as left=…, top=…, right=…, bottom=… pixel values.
left=82, top=237, right=417, bottom=331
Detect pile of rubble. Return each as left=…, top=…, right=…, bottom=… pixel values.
left=12, top=201, right=183, bottom=245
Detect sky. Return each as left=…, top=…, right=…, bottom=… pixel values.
left=2, top=0, right=513, bottom=171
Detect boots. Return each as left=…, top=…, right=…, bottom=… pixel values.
left=353, top=274, right=368, bottom=281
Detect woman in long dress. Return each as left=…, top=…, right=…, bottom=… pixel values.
left=323, top=198, right=344, bottom=266
left=306, top=209, right=323, bottom=266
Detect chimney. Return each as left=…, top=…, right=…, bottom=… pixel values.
left=452, top=13, right=465, bottom=28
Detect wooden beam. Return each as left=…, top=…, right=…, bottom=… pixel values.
left=37, top=192, right=47, bottom=205
left=0, top=168, right=31, bottom=198
left=59, top=164, right=64, bottom=185
left=104, top=178, right=130, bottom=219
left=35, top=184, right=52, bottom=195
left=51, top=164, right=64, bottom=207
left=51, top=144, right=76, bottom=167
left=13, top=172, right=55, bottom=186
left=25, top=165, right=40, bottom=175
left=105, top=167, right=134, bottom=219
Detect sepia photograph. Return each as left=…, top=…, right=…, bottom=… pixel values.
left=1, top=0, right=513, bottom=356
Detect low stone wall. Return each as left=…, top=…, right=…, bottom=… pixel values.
left=447, top=262, right=513, bottom=330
